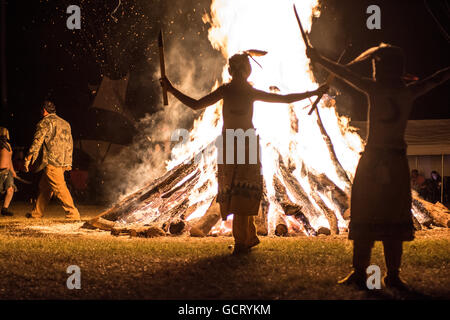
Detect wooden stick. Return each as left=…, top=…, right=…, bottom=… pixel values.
left=159, top=30, right=168, bottom=105
left=308, top=49, right=346, bottom=115
left=314, top=107, right=352, bottom=190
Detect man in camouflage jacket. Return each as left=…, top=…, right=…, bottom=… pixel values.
left=24, top=101, right=81, bottom=220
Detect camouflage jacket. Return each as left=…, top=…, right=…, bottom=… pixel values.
left=26, top=114, right=73, bottom=171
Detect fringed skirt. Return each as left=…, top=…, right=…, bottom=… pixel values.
left=217, top=130, right=263, bottom=220
left=349, top=145, right=414, bottom=241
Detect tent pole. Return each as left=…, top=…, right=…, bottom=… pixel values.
left=441, top=153, right=444, bottom=204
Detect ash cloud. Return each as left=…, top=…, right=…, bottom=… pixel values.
left=99, top=0, right=224, bottom=202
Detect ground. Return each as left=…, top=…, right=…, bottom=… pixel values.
left=0, top=201, right=448, bottom=300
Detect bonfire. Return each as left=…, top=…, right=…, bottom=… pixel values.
left=85, top=0, right=449, bottom=237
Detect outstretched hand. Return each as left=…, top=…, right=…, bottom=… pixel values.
left=23, top=155, right=31, bottom=173
left=306, top=46, right=320, bottom=62
left=159, top=76, right=173, bottom=92
left=315, top=83, right=329, bottom=96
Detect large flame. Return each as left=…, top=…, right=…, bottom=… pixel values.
left=155, top=0, right=364, bottom=234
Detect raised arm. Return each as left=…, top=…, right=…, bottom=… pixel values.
left=253, top=84, right=328, bottom=104
left=407, top=66, right=450, bottom=99
left=160, top=77, right=224, bottom=111
left=307, top=47, right=373, bottom=94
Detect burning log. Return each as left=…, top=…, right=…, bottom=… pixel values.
left=88, top=160, right=198, bottom=226
left=255, top=194, right=269, bottom=235
left=412, top=193, right=449, bottom=228
left=292, top=211, right=317, bottom=236
left=85, top=217, right=116, bottom=231
left=162, top=216, right=188, bottom=235
left=411, top=215, right=422, bottom=231
left=289, top=105, right=299, bottom=133
left=154, top=198, right=190, bottom=224
left=168, top=219, right=186, bottom=235
left=308, top=172, right=349, bottom=217
left=272, top=175, right=317, bottom=235
left=278, top=154, right=345, bottom=234
left=132, top=226, right=166, bottom=238
left=275, top=159, right=330, bottom=234
left=111, top=226, right=129, bottom=236
left=309, top=192, right=339, bottom=234
left=317, top=227, right=331, bottom=236
left=184, top=199, right=214, bottom=220
left=284, top=216, right=305, bottom=235
left=275, top=214, right=289, bottom=236
left=111, top=225, right=166, bottom=238
left=189, top=197, right=221, bottom=237
left=314, top=108, right=352, bottom=191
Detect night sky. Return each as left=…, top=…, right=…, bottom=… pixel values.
left=1, top=0, right=449, bottom=148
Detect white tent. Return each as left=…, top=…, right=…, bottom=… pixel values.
left=351, top=119, right=450, bottom=203
left=351, top=119, right=450, bottom=156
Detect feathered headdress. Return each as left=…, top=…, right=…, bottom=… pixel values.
left=347, top=43, right=418, bottom=81
left=243, top=49, right=268, bottom=68
left=346, top=43, right=402, bottom=66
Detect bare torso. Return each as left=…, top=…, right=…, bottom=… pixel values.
left=221, top=82, right=256, bottom=130
left=365, top=82, right=414, bottom=148
left=0, top=146, right=12, bottom=170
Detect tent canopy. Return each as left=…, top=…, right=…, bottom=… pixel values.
left=351, top=119, right=450, bottom=155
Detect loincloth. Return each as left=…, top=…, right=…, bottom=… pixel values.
left=349, top=145, right=414, bottom=241
left=216, top=131, right=262, bottom=219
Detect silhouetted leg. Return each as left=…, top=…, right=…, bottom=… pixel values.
left=232, top=214, right=250, bottom=254
left=45, top=165, right=80, bottom=220
left=383, top=240, right=402, bottom=277
left=382, top=240, right=408, bottom=289
left=353, top=240, right=374, bottom=275
left=31, top=173, right=53, bottom=218
left=339, top=240, right=373, bottom=288
left=3, top=186, right=14, bottom=208
left=246, top=216, right=260, bottom=248
left=1, top=187, right=14, bottom=216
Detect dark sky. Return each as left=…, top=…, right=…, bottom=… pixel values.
left=310, top=0, right=450, bottom=120
left=1, top=0, right=449, bottom=147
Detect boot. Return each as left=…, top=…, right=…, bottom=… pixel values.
left=383, top=274, right=409, bottom=291
left=65, top=213, right=81, bottom=221
left=338, top=270, right=367, bottom=290
left=1, top=207, right=14, bottom=216
left=247, top=237, right=260, bottom=249
left=25, top=212, right=42, bottom=219
left=232, top=244, right=250, bottom=255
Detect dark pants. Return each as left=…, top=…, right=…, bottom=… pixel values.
left=353, top=240, right=403, bottom=277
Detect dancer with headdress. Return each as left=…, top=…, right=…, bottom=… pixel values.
left=306, top=43, right=450, bottom=290
left=160, top=52, right=328, bottom=254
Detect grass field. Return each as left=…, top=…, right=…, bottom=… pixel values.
left=0, top=202, right=448, bottom=300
